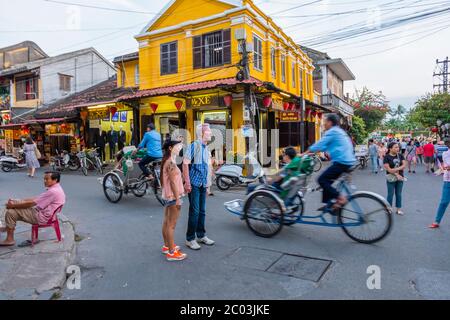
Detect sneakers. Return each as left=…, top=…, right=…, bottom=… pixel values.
left=162, top=245, right=180, bottom=254
left=198, top=236, right=215, bottom=246
left=185, top=240, right=201, bottom=250
left=166, top=250, right=187, bottom=261
left=429, top=223, right=440, bottom=229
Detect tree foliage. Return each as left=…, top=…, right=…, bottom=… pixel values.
left=349, top=115, right=367, bottom=144
left=352, top=87, right=389, bottom=133
left=409, top=92, right=450, bottom=128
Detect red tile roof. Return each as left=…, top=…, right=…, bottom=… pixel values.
left=118, top=77, right=264, bottom=101
left=0, top=117, right=66, bottom=129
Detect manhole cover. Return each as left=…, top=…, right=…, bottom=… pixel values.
left=225, top=247, right=283, bottom=271
left=266, top=254, right=332, bottom=282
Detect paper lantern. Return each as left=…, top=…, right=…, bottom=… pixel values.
left=311, top=111, right=317, bottom=118
left=150, top=103, right=158, bottom=113
left=305, top=108, right=311, bottom=117
left=223, top=94, right=233, bottom=107
left=174, top=100, right=183, bottom=111
left=283, top=102, right=290, bottom=111
left=109, top=106, right=118, bottom=116
left=80, top=110, right=88, bottom=122
left=288, top=102, right=295, bottom=111
left=317, top=113, right=323, bottom=120
left=431, top=127, right=438, bottom=133
left=262, top=96, right=272, bottom=108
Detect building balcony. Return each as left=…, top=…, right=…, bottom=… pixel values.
left=321, top=93, right=354, bottom=117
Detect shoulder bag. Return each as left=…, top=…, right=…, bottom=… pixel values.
left=34, top=143, right=42, bottom=159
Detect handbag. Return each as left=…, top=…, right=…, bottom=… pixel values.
left=34, top=144, right=42, bottom=159
left=386, top=174, right=398, bottom=183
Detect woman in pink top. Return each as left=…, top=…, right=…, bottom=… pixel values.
left=160, top=139, right=186, bottom=261
left=378, top=142, right=387, bottom=172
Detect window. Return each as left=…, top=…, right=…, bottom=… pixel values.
left=306, top=72, right=310, bottom=95
left=281, top=55, right=286, bottom=83
left=253, top=35, right=263, bottom=71
left=59, top=74, right=72, bottom=92
left=299, top=67, right=304, bottom=93
left=15, top=76, right=39, bottom=101
left=270, top=47, right=276, bottom=78
left=121, top=67, right=125, bottom=87
left=134, top=64, right=139, bottom=85
left=193, top=29, right=231, bottom=69
left=161, top=41, right=178, bottom=75
left=292, top=62, right=296, bottom=88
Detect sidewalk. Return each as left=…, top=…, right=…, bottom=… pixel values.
left=0, top=214, right=76, bottom=300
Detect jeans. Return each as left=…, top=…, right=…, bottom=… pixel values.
left=186, top=185, right=207, bottom=241
left=370, top=156, right=379, bottom=173
left=386, top=180, right=403, bottom=208
left=318, top=162, right=352, bottom=204
left=434, top=182, right=450, bottom=224
left=138, top=155, right=159, bottom=176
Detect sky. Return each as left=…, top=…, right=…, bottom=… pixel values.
left=1, top=0, right=449, bottom=110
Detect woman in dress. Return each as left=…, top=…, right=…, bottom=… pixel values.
left=405, top=140, right=417, bottom=173
left=23, top=136, right=40, bottom=178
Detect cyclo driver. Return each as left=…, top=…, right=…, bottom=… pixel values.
left=134, top=123, right=163, bottom=179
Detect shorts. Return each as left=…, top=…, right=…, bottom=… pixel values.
left=424, top=156, right=434, bottom=164
left=163, top=198, right=183, bottom=208
left=406, top=154, right=416, bottom=162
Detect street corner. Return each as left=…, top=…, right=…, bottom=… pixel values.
left=0, top=218, right=76, bottom=300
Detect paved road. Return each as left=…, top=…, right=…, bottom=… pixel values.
left=1, top=164, right=449, bottom=300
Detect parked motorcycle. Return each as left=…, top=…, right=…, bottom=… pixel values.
left=50, top=150, right=80, bottom=172
left=0, top=149, right=27, bottom=172
left=354, top=145, right=369, bottom=170
left=215, top=152, right=266, bottom=191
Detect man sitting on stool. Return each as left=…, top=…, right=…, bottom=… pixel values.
left=0, top=171, right=66, bottom=246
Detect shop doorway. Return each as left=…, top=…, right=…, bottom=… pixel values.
left=196, top=110, right=230, bottom=160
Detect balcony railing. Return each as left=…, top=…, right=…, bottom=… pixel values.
left=321, top=93, right=354, bottom=116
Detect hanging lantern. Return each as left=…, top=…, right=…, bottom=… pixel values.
left=109, top=106, right=118, bottom=116
left=80, top=110, right=88, bottom=124
left=223, top=94, right=233, bottom=107
left=311, top=111, right=317, bottom=118
left=262, top=96, right=272, bottom=108
left=289, top=102, right=295, bottom=111
left=150, top=103, right=158, bottom=113
left=283, top=102, right=290, bottom=111
left=318, top=112, right=323, bottom=120
left=174, top=100, right=183, bottom=111
left=431, top=127, right=438, bottom=133
left=305, top=108, right=311, bottom=117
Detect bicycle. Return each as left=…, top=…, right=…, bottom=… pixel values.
left=77, top=148, right=103, bottom=176
left=225, top=158, right=392, bottom=244
left=312, top=154, right=322, bottom=172
left=101, top=147, right=163, bottom=205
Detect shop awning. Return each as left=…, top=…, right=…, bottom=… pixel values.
left=0, top=117, right=67, bottom=129
left=118, top=77, right=264, bottom=101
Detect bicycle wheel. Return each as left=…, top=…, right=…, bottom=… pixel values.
left=81, top=158, right=88, bottom=176
left=69, top=159, right=80, bottom=171
left=132, top=178, right=148, bottom=197
left=243, top=191, right=284, bottom=238
left=152, top=173, right=164, bottom=206
left=283, top=194, right=304, bottom=226
left=313, top=157, right=322, bottom=172
left=96, top=158, right=103, bottom=175
left=338, top=193, right=392, bottom=244
left=103, top=173, right=123, bottom=203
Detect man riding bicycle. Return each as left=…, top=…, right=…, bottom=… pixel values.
left=302, top=113, right=356, bottom=212
left=135, top=123, right=163, bottom=179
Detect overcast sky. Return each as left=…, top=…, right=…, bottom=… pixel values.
left=1, top=0, right=449, bottom=109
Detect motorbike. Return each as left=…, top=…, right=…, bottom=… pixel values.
left=0, top=149, right=27, bottom=172
left=354, top=145, right=369, bottom=169
left=50, top=150, right=80, bottom=172
left=215, top=151, right=266, bottom=191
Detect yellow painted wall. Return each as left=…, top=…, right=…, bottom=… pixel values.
left=116, top=59, right=139, bottom=88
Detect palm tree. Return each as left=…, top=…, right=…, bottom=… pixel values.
left=389, top=104, right=406, bottom=120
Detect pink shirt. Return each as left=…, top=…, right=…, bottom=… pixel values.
left=443, top=150, right=450, bottom=182
left=34, top=183, right=66, bottom=225
left=162, top=161, right=185, bottom=201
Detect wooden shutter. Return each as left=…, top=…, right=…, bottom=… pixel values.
left=193, top=36, right=202, bottom=69
left=222, top=29, right=231, bottom=64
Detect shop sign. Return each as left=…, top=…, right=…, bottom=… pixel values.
left=89, top=109, right=110, bottom=120
left=280, top=111, right=300, bottom=122
left=189, top=94, right=219, bottom=108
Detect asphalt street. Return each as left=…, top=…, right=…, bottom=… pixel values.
left=1, top=163, right=449, bottom=300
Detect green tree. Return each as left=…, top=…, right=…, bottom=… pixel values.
left=352, top=87, right=389, bottom=133
left=349, top=115, right=367, bottom=144
left=409, top=92, right=450, bottom=128
left=388, top=104, right=407, bottom=120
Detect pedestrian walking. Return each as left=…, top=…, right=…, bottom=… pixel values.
left=400, top=139, right=407, bottom=155
left=405, top=140, right=417, bottom=173
left=160, top=139, right=187, bottom=261
left=23, top=136, right=40, bottom=178
left=384, top=142, right=407, bottom=215
left=429, top=138, right=450, bottom=228
left=435, top=140, right=449, bottom=176
left=183, top=123, right=215, bottom=250
left=368, top=139, right=379, bottom=174
left=423, top=138, right=435, bottom=173
left=378, top=141, right=387, bottom=172
left=415, top=140, right=424, bottom=165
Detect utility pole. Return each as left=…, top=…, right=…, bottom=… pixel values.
left=433, top=57, right=449, bottom=93
left=299, top=92, right=306, bottom=153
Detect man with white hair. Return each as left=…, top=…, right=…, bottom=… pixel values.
left=183, top=123, right=215, bottom=250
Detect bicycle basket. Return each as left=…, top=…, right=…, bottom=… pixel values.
left=87, top=150, right=98, bottom=158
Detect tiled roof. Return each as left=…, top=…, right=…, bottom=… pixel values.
left=34, top=76, right=137, bottom=119
left=118, top=77, right=264, bottom=101
left=113, top=52, right=139, bottom=64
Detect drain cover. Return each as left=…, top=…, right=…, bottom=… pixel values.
left=225, top=247, right=283, bottom=271
left=266, top=254, right=332, bottom=282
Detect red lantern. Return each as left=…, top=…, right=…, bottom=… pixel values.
left=174, top=100, right=183, bottom=111
left=109, top=106, right=118, bottom=116
left=289, top=102, right=295, bottom=111
left=223, top=94, right=233, bottom=107
left=262, top=96, right=272, bottom=108
left=305, top=108, right=311, bottom=117
left=150, top=103, right=158, bottom=113
left=318, top=113, right=323, bottom=120
left=311, top=111, right=317, bottom=118
left=283, top=102, right=290, bottom=111
left=431, top=127, right=438, bottom=133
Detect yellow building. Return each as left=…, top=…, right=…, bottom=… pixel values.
left=118, top=0, right=324, bottom=161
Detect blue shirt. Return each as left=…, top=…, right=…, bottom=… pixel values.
left=437, top=145, right=449, bottom=157
left=138, top=131, right=163, bottom=158
left=309, top=126, right=357, bottom=166
left=184, top=140, right=209, bottom=188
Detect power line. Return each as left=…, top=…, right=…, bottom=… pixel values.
left=270, top=0, right=323, bottom=15
left=43, top=0, right=158, bottom=14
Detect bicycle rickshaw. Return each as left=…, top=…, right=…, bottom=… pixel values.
left=101, top=146, right=163, bottom=205
left=224, top=155, right=393, bottom=244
